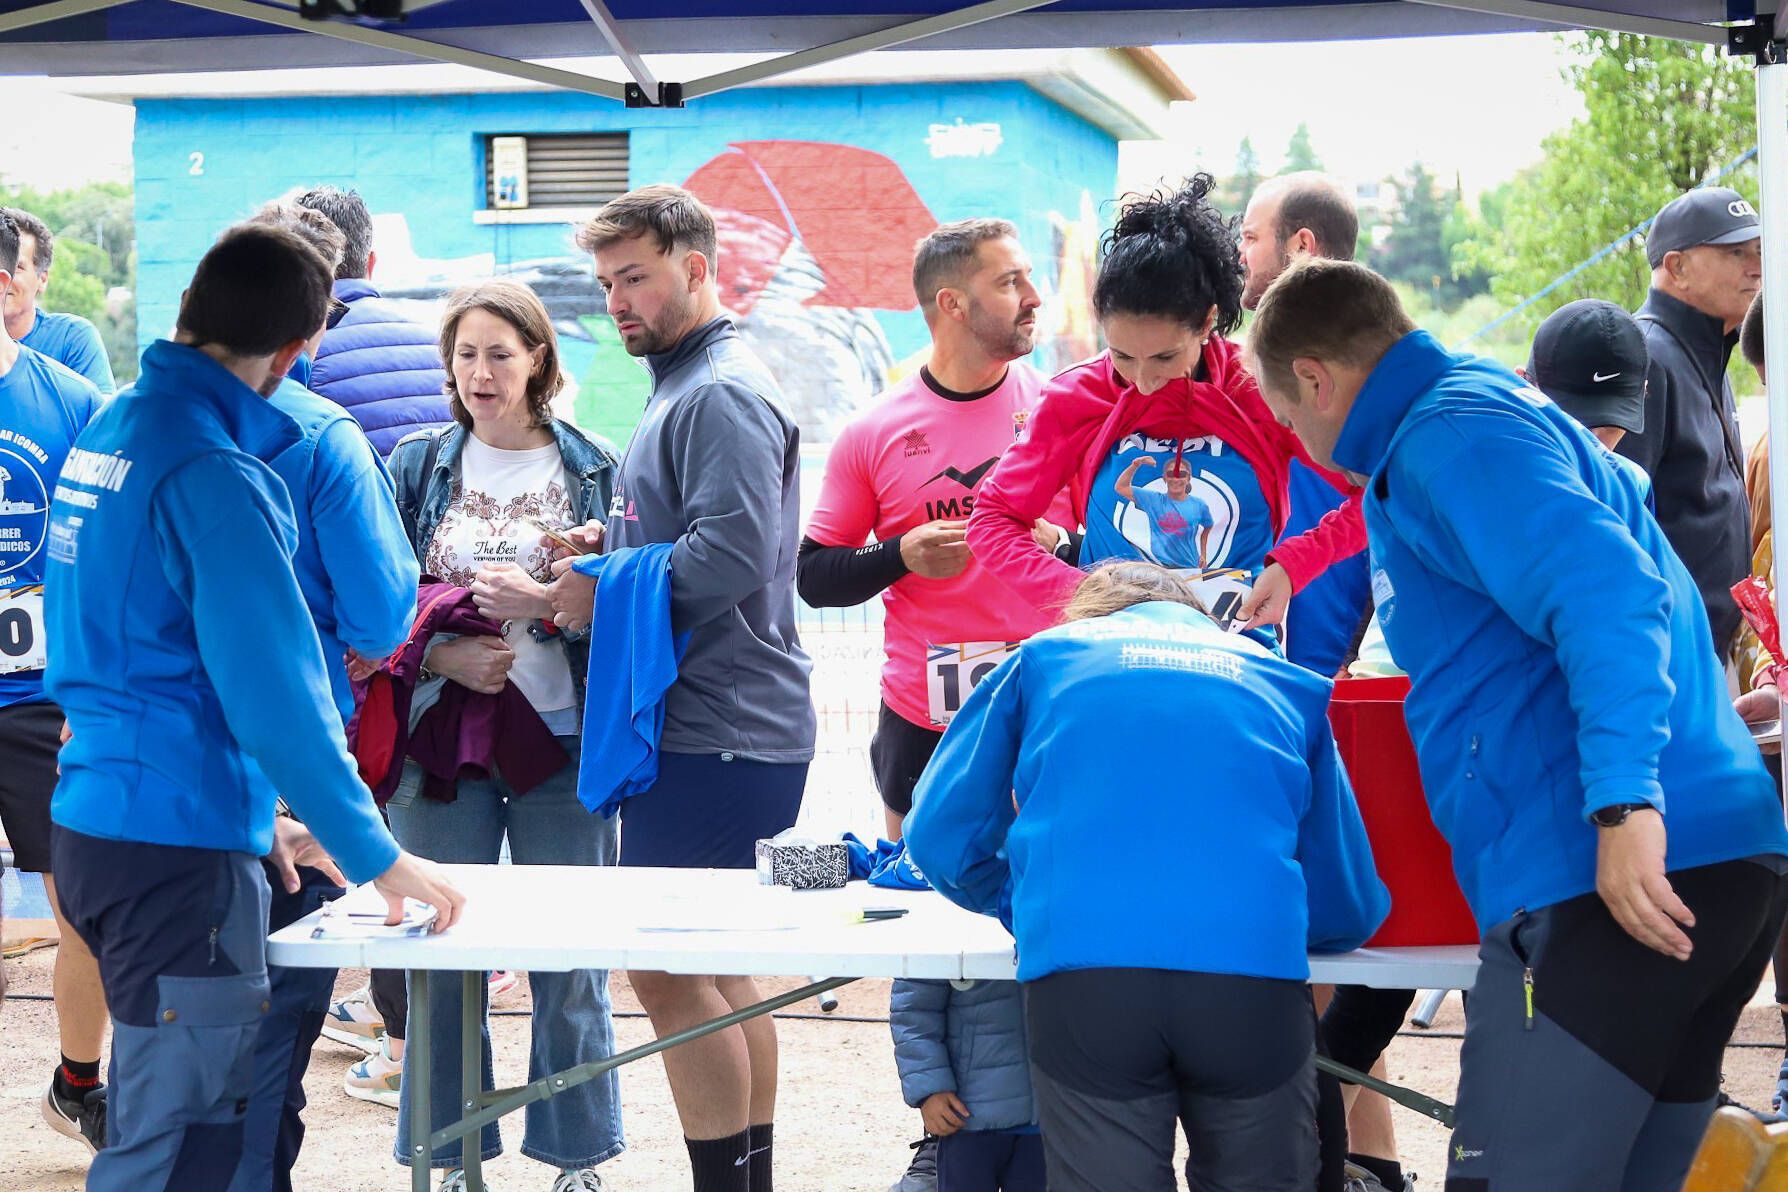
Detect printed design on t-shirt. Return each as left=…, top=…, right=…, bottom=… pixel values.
left=920, top=456, right=1000, bottom=521
left=1096, top=434, right=1243, bottom=571
left=903, top=429, right=932, bottom=457
left=0, top=434, right=53, bottom=585
left=425, top=480, right=571, bottom=588
left=1012, top=409, right=1031, bottom=440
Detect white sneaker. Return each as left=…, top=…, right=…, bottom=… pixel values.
left=439, top=1171, right=468, bottom=1192
left=552, top=1168, right=605, bottom=1192
left=343, top=1035, right=402, bottom=1109
left=321, top=985, right=386, bottom=1054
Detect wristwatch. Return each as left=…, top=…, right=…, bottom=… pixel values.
left=1589, top=802, right=1653, bottom=828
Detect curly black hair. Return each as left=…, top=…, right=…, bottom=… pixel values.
left=1093, top=173, right=1245, bottom=338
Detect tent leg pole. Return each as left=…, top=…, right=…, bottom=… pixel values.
left=1755, top=38, right=1788, bottom=809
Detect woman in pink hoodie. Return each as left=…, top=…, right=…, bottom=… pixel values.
left=968, top=174, right=1365, bottom=637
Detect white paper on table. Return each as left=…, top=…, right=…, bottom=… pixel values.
left=310, top=898, right=439, bottom=939
left=635, top=893, right=812, bottom=934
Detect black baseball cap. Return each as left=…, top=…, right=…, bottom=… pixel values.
left=1527, top=299, right=1648, bottom=435
left=1645, top=186, right=1760, bottom=269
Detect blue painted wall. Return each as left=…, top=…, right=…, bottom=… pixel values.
left=134, top=80, right=1116, bottom=443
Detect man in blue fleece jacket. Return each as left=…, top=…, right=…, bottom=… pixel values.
left=1249, top=257, right=1788, bottom=1192
left=45, top=223, right=462, bottom=1192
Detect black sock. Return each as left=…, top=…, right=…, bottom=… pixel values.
left=685, top=1130, right=750, bottom=1192
left=1349, top=1153, right=1404, bottom=1190
left=747, top=1123, right=773, bottom=1192
left=56, top=1056, right=101, bottom=1099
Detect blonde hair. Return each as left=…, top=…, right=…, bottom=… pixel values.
left=438, top=279, right=565, bottom=430
left=1060, top=561, right=1210, bottom=623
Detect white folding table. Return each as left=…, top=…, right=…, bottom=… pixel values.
left=269, top=865, right=1479, bottom=1192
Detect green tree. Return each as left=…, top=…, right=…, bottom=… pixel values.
left=0, top=180, right=136, bottom=382
left=1473, top=31, right=1755, bottom=342
left=1379, top=162, right=1454, bottom=299
left=1217, top=135, right=1264, bottom=214
left=1283, top=122, right=1323, bottom=173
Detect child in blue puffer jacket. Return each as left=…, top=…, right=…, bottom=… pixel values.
left=891, top=976, right=1043, bottom=1191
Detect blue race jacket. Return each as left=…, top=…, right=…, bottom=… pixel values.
left=905, top=600, right=1388, bottom=983
left=20, top=309, right=115, bottom=394
left=266, top=377, right=418, bottom=721
left=45, top=340, right=400, bottom=883
left=311, top=279, right=450, bottom=456
left=0, top=345, right=102, bottom=708
left=572, top=543, right=690, bottom=817
left=1333, top=331, right=1788, bottom=930
left=891, top=978, right=1037, bottom=1132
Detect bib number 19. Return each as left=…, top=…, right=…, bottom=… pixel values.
left=926, top=640, right=1018, bottom=727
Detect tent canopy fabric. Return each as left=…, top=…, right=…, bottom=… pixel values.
left=0, top=0, right=1761, bottom=90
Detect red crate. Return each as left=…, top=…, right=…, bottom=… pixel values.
left=1328, top=676, right=1479, bottom=948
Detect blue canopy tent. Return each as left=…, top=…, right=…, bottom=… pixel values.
left=2, top=3, right=1785, bottom=1186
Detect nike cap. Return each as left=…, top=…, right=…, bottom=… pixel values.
left=1645, top=186, right=1760, bottom=269
left=1527, top=299, right=1648, bottom=435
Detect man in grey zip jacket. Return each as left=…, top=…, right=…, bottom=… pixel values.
left=1618, top=186, right=1762, bottom=658
left=550, top=184, right=814, bottom=1192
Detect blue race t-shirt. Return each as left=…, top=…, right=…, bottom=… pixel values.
left=20, top=311, right=115, bottom=395
left=0, top=345, right=104, bottom=707
left=1086, top=432, right=1272, bottom=630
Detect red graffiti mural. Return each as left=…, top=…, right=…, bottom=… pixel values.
left=683, top=141, right=938, bottom=314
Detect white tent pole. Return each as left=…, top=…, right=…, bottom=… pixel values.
left=1758, top=42, right=1788, bottom=790
left=569, top=0, right=658, bottom=99
left=1405, top=0, right=1723, bottom=44
left=166, top=0, right=628, bottom=99
left=0, top=0, right=126, bottom=36
left=680, top=0, right=1056, bottom=100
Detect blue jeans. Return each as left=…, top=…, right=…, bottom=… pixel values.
left=388, top=737, right=624, bottom=1170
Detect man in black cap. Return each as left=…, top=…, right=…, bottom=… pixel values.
left=1527, top=298, right=1650, bottom=452
left=1618, top=185, right=1762, bottom=660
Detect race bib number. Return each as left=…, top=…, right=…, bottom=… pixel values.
left=1181, top=568, right=1254, bottom=632
left=926, top=640, right=1018, bottom=727
left=0, top=586, right=46, bottom=675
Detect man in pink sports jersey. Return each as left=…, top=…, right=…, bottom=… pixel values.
left=799, top=218, right=1074, bottom=841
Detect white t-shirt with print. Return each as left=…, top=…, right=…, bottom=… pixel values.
left=424, top=435, right=577, bottom=731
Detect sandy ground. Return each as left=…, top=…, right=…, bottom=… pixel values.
left=4, top=941, right=1786, bottom=1191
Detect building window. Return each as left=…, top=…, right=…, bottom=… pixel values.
left=484, top=132, right=630, bottom=211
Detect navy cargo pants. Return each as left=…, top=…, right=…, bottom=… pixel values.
left=53, top=825, right=272, bottom=1192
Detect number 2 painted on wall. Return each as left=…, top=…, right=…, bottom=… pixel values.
left=189, top=151, right=205, bottom=176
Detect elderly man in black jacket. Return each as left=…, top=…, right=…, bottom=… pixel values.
left=1619, top=186, right=1763, bottom=659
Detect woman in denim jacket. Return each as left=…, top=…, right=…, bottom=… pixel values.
left=383, top=279, right=622, bottom=1192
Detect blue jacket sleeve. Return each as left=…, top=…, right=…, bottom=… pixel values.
left=1404, top=421, right=1675, bottom=818
left=1299, top=724, right=1390, bottom=953
left=152, top=453, right=400, bottom=883
left=890, top=978, right=957, bottom=1107
left=310, top=418, right=419, bottom=658
left=904, top=654, right=1025, bottom=921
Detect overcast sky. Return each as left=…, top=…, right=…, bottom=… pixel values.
left=0, top=31, right=1582, bottom=198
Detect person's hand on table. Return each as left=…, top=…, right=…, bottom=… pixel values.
left=920, top=1091, right=970, bottom=1137
left=424, top=636, right=514, bottom=695
left=901, top=518, right=971, bottom=579
left=267, top=817, right=348, bottom=893
left=373, top=852, right=466, bottom=933
left=549, top=555, right=598, bottom=632
left=1595, top=807, right=1693, bottom=961
left=1735, top=684, right=1781, bottom=754
left=471, top=562, right=553, bottom=621
left=1238, top=562, right=1294, bottom=631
